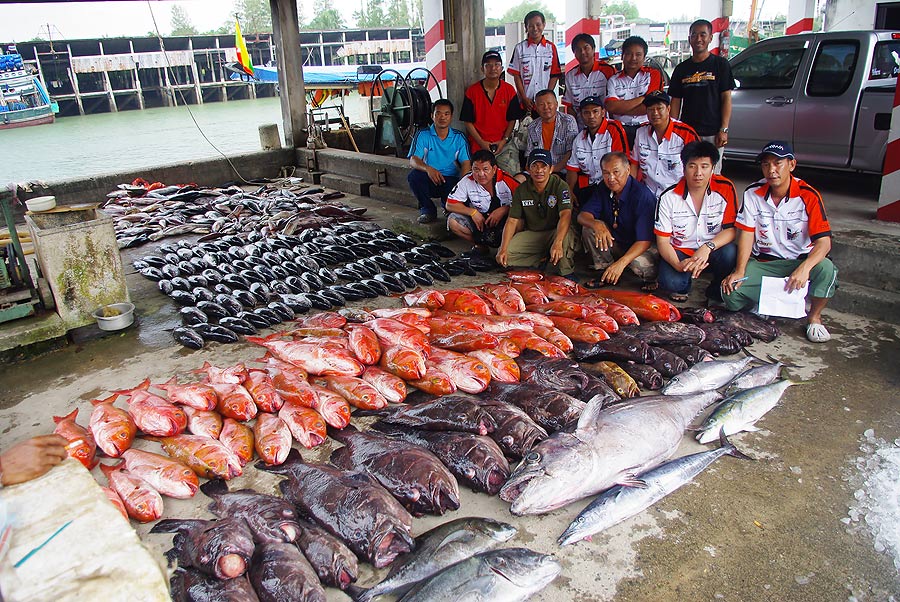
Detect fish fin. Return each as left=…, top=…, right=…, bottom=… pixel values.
left=435, top=529, right=478, bottom=550
left=53, top=408, right=79, bottom=424
left=619, top=474, right=647, bottom=488
left=255, top=448, right=303, bottom=473
left=190, top=362, right=212, bottom=375
left=744, top=425, right=761, bottom=432
left=91, top=392, right=120, bottom=406
left=199, top=479, right=229, bottom=499
left=718, top=429, right=753, bottom=461
left=344, top=585, right=372, bottom=602
left=150, top=519, right=202, bottom=535
left=98, top=462, right=123, bottom=478
left=576, top=393, right=607, bottom=431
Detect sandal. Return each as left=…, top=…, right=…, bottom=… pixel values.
left=583, top=278, right=607, bottom=290
left=669, top=292, right=689, bottom=302
left=641, top=281, right=658, bottom=292
left=806, top=323, right=831, bottom=343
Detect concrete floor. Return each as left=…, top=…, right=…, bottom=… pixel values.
left=1, top=180, right=899, bottom=601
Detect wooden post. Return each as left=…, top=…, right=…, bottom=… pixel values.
left=269, top=0, right=308, bottom=148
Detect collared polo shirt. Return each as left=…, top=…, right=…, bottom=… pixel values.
left=605, top=66, right=664, bottom=126
left=580, top=176, right=656, bottom=249
left=526, top=111, right=579, bottom=167
left=654, top=175, right=737, bottom=255
left=408, top=124, right=472, bottom=177
left=736, top=176, right=832, bottom=260
left=508, top=36, right=563, bottom=103
left=631, top=118, right=699, bottom=197
left=565, top=119, right=629, bottom=187
left=509, top=175, right=572, bottom=232
left=447, top=168, right=520, bottom=214
left=460, top=79, right=523, bottom=153
left=563, top=60, right=617, bottom=129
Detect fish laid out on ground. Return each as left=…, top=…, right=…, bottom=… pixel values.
left=558, top=431, right=750, bottom=545
left=581, top=361, right=641, bottom=398
left=485, top=382, right=586, bottom=433
left=169, top=568, right=258, bottom=602
left=89, top=393, right=137, bottom=458
left=500, top=390, right=721, bottom=515
left=100, top=462, right=164, bottom=523
left=347, top=517, right=518, bottom=602
left=571, top=336, right=655, bottom=364
left=468, top=397, right=548, bottom=459
left=295, top=518, right=359, bottom=590
left=355, top=396, right=496, bottom=436
left=151, top=517, right=256, bottom=579
left=117, top=379, right=188, bottom=437
left=156, top=434, right=243, bottom=480
left=200, top=480, right=300, bottom=545
left=53, top=408, right=98, bottom=469
left=620, top=362, right=664, bottom=390
left=597, top=289, right=682, bottom=322
left=723, top=361, right=785, bottom=397
left=661, top=356, right=754, bottom=395
left=253, top=412, right=294, bottom=464
left=648, top=346, right=689, bottom=378
left=183, top=406, right=224, bottom=439
left=250, top=541, right=326, bottom=602
left=120, top=448, right=199, bottom=499
left=697, top=380, right=797, bottom=444
left=623, top=321, right=706, bottom=346
left=716, top=311, right=780, bottom=342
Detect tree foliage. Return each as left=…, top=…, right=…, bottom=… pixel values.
left=235, top=0, right=273, bottom=34
left=486, top=1, right=557, bottom=27
left=306, top=0, right=344, bottom=30
left=170, top=6, right=198, bottom=36
left=354, top=0, right=387, bottom=28
left=353, top=0, right=421, bottom=28
left=601, top=1, right=640, bottom=20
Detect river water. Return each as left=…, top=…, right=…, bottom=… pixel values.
left=1, top=95, right=374, bottom=185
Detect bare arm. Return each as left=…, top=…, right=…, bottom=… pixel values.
left=722, top=229, right=755, bottom=294
left=410, top=155, right=445, bottom=184
left=496, top=216, right=523, bottom=267
left=577, top=211, right=615, bottom=250
left=682, top=228, right=737, bottom=278
left=550, top=208, right=572, bottom=265
left=656, top=233, right=683, bottom=270
left=669, top=97, right=682, bottom=120
left=786, top=236, right=832, bottom=292
left=715, top=90, right=732, bottom=147
left=605, top=97, right=649, bottom=117
left=465, top=122, right=490, bottom=151
left=513, top=73, right=532, bottom=113
left=458, top=160, right=471, bottom=176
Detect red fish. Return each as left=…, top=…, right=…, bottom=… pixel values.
left=154, top=376, right=217, bottom=411
left=441, top=289, right=492, bottom=315
left=548, top=316, right=610, bottom=343
left=89, top=394, right=136, bottom=458
left=266, top=366, right=319, bottom=408
left=512, top=283, right=550, bottom=305
left=220, top=418, right=255, bottom=466
left=496, top=330, right=566, bottom=358
left=480, top=293, right=517, bottom=316
left=101, top=486, right=128, bottom=519
left=380, top=345, right=427, bottom=380
left=276, top=401, right=327, bottom=450
left=193, top=361, right=249, bottom=384
left=506, top=270, right=545, bottom=282
left=371, top=307, right=433, bottom=319
left=466, top=314, right=536, bottom=334
left=118, top=380, right=188, bottom=437
left=208, top=382, right=258, bottom=422
left=365, top=318, right=431, bottom=355
left=247, top=336, right=364, bottom=376
left=428, top=314, right=485, bottom=336
left=100, top=463, right=164, bottom=523
left=601, top=300, right=641, bottom=326
left=157, top=434, right=243, bottom=480
left=389, top=312, right=432, bottom=334
left=533, top=325, right=574, bottom=353
left=309, top=385, right=352, bottom=429
left=584, top=310, right=620, bottom=333
left=53, top=408, right=97, bottom=469
left=245, top=369, right=284, bottom=413
left=297, top=311, right=347, bottom=329
left=428, top=330, right=500, bottom=352
left=481, top=283, right=527, bottom=312
left=600, top=290, right=681, bottom=322
left=183, top=406, right=223, bottom=439
left=554, top=294, right=608, bottom=309
left=361, top=366, right=408, bottom=403
left=466, top=349, right=521, bottom=383
left=514, top=311, right=555, bottom=328
left=545, top=275, right=586, bottom=294
left=254, top=413, right=295, bottom=463
left=121, top=448, right=199, bottom=499
left=408, top=368, right=457, bottom=396
left=402, top=289, right=445, bottom=310
left=526, top=301, right=591, bottom=320
left=346, top=325, right=382, bottom=365
left=257, top=353, right=309, bottom=380
left=312, top=375, right=387, bottom=410
left=427, top=348, right=492, bottom=394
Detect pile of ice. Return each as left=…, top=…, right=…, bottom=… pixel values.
left=844, top=428, right=900, bottom=570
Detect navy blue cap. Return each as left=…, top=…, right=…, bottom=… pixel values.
left=643, top=90, right=671, bottom=106
left=482, top=50, right=503, bottom=65
left=579, top=95, right=603, bottom=110
left=527, top=149, right=553, bottom=166
left=757, top=141, right=795, bottom=160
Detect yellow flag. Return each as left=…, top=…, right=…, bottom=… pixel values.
left=235, top=20, right=254, bottom=76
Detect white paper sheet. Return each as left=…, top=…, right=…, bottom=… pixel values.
left=758, top=276, right=809, bottom=318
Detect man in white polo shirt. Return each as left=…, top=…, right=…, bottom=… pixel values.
left=605, top=35, right=664, bottom=147
left=632, top=90, right=699, bottom=198
left=562, top=33, right=616, bottom=130
left=655, top=140, right=737, bottom=303
left=565, top=96, right=629, bottom=207
left=508, top=10, right=562, bottom=115
left=722, top=141, right=838, bottom=343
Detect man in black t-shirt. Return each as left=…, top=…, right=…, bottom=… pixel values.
left=668, top=19, right=735, bottom=174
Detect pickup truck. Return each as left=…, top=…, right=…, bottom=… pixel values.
left=726, top=30, right=899, bottom=173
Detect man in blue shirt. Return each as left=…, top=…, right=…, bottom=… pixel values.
left=577, top=151, right=659, bottom=289
left=407, top=99, right=472, bottom=224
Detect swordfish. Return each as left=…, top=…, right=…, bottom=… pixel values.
left=499, top=390, right=721, bottom=516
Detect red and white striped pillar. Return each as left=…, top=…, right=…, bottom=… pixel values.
left=422, top=0, right=446, bottom=97
left=700, top=0, right=731, bottom=57
left=877, top=75, right=900, bottom=222
left=564, top=0, right=597, bottom=72
left=786, top=0, right=816, bottom=35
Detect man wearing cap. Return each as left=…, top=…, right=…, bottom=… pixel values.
left=497, top=149, right=578, bottom=280
left=605, top=35, right=665, bottom=148
left=508, top=10, right=562, bottom=115
left=577, top=151, right=658, bottom=290
left=722, top=142, right=837, bottom=343
left=407, top=99, right=472, bottom=224
left=631, top=90, right=699, bottom=198
left=655, top=140, right=737, bottom=303
left=446, top=149, right=520, bottom=255
left=565, top=96, right=629, bottom=207
left=461, top=50, right=524, bottom=176
left=526, top=89, right=579, bottom=176
left=562, top=33, right=616, bottom=130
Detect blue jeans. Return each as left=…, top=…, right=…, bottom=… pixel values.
left=658, top=242, right=737, bottom=300
left=407, top=170, right=459, bottom=217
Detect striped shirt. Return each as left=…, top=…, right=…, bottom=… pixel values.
left=526, top=111, right=579, bottom=168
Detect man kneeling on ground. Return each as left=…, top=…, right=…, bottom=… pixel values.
left=722, top=141, right=837, bottom=343
left=577, top=151, right=658, bottom=290
left=446, top=149, right=521, bottom=254
left=497, top=149, right=578, bottom=280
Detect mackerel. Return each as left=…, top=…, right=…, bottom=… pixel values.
left=697, top=380, right=797, bottom=444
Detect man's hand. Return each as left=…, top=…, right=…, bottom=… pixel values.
left=602, top=259, right=627, bottom=285
left=715, top=130, right=728, bottom=148
left=425, top=165, right=445, bottom=185
left=494, top=139, right=507, bottom=154
left=550, top=239, right=564, bottom=265
left=721, top=269, right=746, bottom=295
left=523, top=98, right=534, bottom=114
left=1, top=434, right=68, bottom=486
left=682, top=247, right=711, bottom=278
left=786, top=264, right=811, bottom=292
left=496, top=248, right=509, bottom=267
left=592, top=222, right=614, bottom=252
left=470, top=210, right=486, bottom=232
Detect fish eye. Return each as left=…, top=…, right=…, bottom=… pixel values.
left=525, top=451, right=541, bottom=463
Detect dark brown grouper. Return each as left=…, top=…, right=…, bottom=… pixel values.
left=622, top=321, right=707, bottom=346
left=200, top=480, right=300, bottom=544
left=571, top=336, right=655, bottom=364
left=648, top=347, right=689, bottom=378
left=466, top=397, right=548, bottom=459
left=256, top=449, right=414, bottom=568
left=354, top=396, right=496, bottom=435
left=170, top=568, right=259, bottom=602
left=664, top=344, right=713, bottom=366
left=329, top=425, right=461, bottom=516
left=371, top=422, right=511, bottom=495
left=249, top=542, right=326, bottom=602
left=151, top=517, right=256, bottom=579
left=621, top=362, right=664, bottom=390
left=717, top=310, right=780, bottom=342
left=514, top=351, right=589, bottom=396
left=697, top=323, right=746, bottom=355
left=484, top=382, right=585, bottom=433
left=573, top=373, right=621, bottom=405
left=295, top=518, right=359, bottom=589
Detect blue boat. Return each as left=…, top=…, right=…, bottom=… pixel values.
left=0, top=52, right=56, bottom=130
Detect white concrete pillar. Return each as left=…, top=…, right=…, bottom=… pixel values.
left=564, top=0, right=598, bottom=72
left=786, top=0, right=816, bottom=34
left=877, top=76, right=900, bottom=222
left=422, top=0, right=446, bottom=97
left=699, top=0, right=732, bottom=57
left=269, top=0, right=308, bottom=148
left=189, top=39, right=203, bottom=104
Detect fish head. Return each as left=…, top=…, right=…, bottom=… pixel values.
left=661, top=372, right=700, bottom=395
left=472, top=518, right=518, bottom=543
left=499, top=434, right=590, bottom=515
left=369, top=518, right=415, bottom=568
left=483, top=548, right=562, bottom=590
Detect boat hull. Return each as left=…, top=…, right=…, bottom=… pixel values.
left=0, top=108, right=55, bottom=130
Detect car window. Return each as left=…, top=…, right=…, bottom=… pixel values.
left=807, top=41, right=858, bottom=96
left=870, top=41, right=900, bottom=80
left=731, top=47, right=805, bottom=90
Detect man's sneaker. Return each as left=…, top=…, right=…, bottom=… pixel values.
left=417, top=213, right=436, bottom=224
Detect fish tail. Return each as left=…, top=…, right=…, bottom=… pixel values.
left=344, top=584, right=373, bottom=602
left=199, top=479, right=228, bottom=499
left=98, top=461, right=123, bottom=478
left=718, top=429, right=752, bottom=461
left=326, top=423, right=358, bottom=442
left=53, top=408, right=79, bottom=424
left=91, top=392, right=120, bottom=406
left=255, top=447, right=303, bottom=473
left=149, top=518, right=199, bottom=534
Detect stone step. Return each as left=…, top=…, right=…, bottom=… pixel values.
left=827, top=281, right=900, bottom=325
left=830, top=230, right=900, bottom=293
left=366, top=184, right=419, bottom=209
left=320, top=173, right=371, bottom=196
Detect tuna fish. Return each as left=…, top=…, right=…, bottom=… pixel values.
left=723, top=361, right=784, bottom=397
left=661, top=356, right=754, bottom=395
left=697, top=380, right=797, bottom=444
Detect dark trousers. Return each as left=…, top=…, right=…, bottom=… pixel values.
left=407, top=170, right=459, bottom=217
left=658, top=242, right=737, bottom=300
left=622, top=123, right=641, bottom=149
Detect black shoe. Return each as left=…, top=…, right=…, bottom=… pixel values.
left=417, top=213, right=437, bottom=224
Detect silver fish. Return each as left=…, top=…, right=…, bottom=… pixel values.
left=697, top=380, right=797, bottom=444
left=558, top=431, right=750, bottom=545
left=661, top=356, right=754, bottom=395
left=723, top=362, right=784, bottom=397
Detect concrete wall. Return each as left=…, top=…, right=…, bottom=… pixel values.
left=297, top=147, right=411, bottom=190
left=825, top=0, right=877, bottom=30
left=444, top=0, right=486, bottom=121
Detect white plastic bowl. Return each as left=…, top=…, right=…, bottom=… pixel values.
left=93, top=302, right=135, bottom=331
left=25, top=195, right=56, bottom=212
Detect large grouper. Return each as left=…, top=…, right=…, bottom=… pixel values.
left=499, top=390, right=722, bottom=515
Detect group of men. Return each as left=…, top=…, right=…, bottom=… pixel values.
left=405, top=14, right=837, bottom=342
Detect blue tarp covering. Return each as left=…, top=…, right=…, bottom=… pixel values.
left=233, top=62, right=428, bottom=85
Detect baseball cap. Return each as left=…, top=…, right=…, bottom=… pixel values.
left=579, top=96, right=603, bottom=110
left=643, top=90, right=671, bottom=106
left=482, top=50, right=503, bottom=65
left=527, top=149, right=553, bottom=167
left=757, top=141, right=795, bottom=161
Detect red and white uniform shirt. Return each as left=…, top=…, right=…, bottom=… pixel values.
left=508, top=36, right=562, bottom=103
left=632, top=118, right=699, bottom=197
left=605, top=66, right=664, bottom=126
left=565, top=119, right=629, bottom=187
left=736, top=176, right=832, bottom=260
left=563, top=61, right=617, bottom=129
left=654, top=175, right=737, bottom=255
left=447, top=168, right=520, bottom=214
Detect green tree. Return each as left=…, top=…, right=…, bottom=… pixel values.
left=235, top=0, right=273, bottom=34
left=601, top=1, right=639, bottom=20
left=170, top=6, right=198, bottom=36
left=386, top=0, right=411, bottom=26
left=306, top=0, right=344, bottom=30
left=354, top=0, right=388, bottom=27
left=486, top=2, right=557, bottom=27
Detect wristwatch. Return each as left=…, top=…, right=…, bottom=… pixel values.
left=705, top=241, right=717, bottom=251
left=719, top=127, right=729, bottom=133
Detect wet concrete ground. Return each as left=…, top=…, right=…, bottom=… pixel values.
left=1, top=187, right=899, bottom=601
